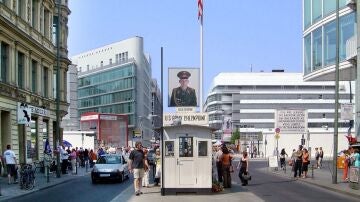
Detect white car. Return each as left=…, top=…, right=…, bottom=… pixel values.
left=91, top=154, right=129, bottom=184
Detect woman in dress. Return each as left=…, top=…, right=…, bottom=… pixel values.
left=237, top=151, right=249, bottom=186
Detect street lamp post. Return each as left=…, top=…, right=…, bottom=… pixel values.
left=55, top=0, right=61, bottom=178
left=333, top=0, right=340, bottom=184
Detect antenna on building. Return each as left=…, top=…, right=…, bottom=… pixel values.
left=250, top=64, right=253, bottom=72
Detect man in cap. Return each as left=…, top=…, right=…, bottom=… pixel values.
left=170, top=70, right=197, bottom=107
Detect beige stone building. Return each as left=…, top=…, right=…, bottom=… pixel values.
left=0, top=0, right=70, bottom=164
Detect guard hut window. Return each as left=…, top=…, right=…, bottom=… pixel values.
left=179, top=137, right=193, bottom=157
left=165, top=141, right=174, bottom=157
left=198, top=141, right=207, bottom=157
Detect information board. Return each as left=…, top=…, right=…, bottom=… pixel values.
left=276, top=109, right=307, bottom=133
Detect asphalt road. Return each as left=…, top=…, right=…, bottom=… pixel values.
left=5, top=161, right=359, bottom=202
left=6, top=174, right=133, bottom=202
left=230, top=160, right=359, bottom=202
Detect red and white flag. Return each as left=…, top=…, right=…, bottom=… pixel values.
left=198, top=0, right=203, bottom=23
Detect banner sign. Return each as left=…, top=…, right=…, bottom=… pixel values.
left=163, top=113, right=208, bottom=126
left=275, top=109, right=307, bottom=133
left=17, top=102, right=31, bottom=124
left=29, top=105, right=49, bottom=116
left=341, top=103, right=354, bottom=120
left=222, top=116, right=232, bottom=134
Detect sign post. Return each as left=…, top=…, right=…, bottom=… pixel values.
left=275, top=128, right=280, bottom=169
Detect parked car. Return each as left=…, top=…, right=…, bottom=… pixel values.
left=91, top=154, right=129, bottom=184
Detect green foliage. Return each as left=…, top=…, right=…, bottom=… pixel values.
left=230, top=128, right=240, bottom=144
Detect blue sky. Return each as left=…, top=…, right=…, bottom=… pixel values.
left=68, top=0, right=303, bottom=107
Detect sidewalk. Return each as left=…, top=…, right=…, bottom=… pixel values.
left=111, top=184, right=264, bottom=202
left=262, top=162, right=360, bottom=198
left=0, top=165, right=90, bottom=201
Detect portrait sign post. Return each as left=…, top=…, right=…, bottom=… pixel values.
left=168, top=68, right=200, bottom=108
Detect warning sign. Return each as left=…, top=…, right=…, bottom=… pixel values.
left=275, top=109, right=307, bottom=133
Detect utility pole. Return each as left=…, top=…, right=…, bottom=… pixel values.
left=332, top=0, right=340, bottom=184
left=55, top=0, right=61, bottom=178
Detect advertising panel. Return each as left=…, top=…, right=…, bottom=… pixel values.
left=168, top=68, right=199, bottom=107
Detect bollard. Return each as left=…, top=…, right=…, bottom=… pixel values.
left=46, top=166, right=50, bottom=183
left=311, top=164, right=314, bottom=179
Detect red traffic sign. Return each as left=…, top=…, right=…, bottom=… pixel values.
left=275, top=128, right=280, bottom=133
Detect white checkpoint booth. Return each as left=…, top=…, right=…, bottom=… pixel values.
left=162, top=124, right=213, bottom=194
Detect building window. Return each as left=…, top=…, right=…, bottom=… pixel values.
left=31, top=60, right=37, bottom=92
left=0, top=42, right=9, bottom=82
left=32, top=0, right=39, bottom=29
left=324, top=20, right=336, bottom=66
left=324, top=0, right=336, bottom=17
left=31, top=118, right=39, bottom=160
left=304, top=0, right=311, bottom=29
left=53, top=72, right=56, bottom=99
left=312, top=0, right=322, bottom=23
left=319, top=94, right=323, bottom=99
left=42, top=119, right=49, bottom=149
left=109, top=58, right=112, bottom=64
left=52, top=16, right=58, bottom=45
left=18, top=0, right=26, bottom=19
left=304, top=34, right=311, bottom=74
left=44, top=9, right=50, bottom=38
left=340, top=13, right=355, bottom=61
left=322, top=113, right=326, bottom=118
left=43, top=66, right=48, bottom=97
left=18, top=52, right=25, bottom=88
left=313, top=27, right=322, bottom=70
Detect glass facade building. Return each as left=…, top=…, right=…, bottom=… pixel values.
left=78, top=63, right=136, bottom=125
left=73, top=37, right=153, bottom=146
left=303, top=0, right=356, bottom=81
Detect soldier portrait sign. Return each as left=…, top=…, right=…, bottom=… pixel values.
left=168, top=68, right=199, bottom=107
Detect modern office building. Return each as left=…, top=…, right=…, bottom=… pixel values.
left=72, top=37, right=153, bottom=146
left=204, top=72, right=354, bottom=157
left=151, top=79, right=162, bottom=142
left=302, top=0, right=360, bottom=141
left=0, top=0, right=71, bottom=163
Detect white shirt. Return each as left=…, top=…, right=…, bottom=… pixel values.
left=214, top=150, right=223, bottom=162
left=59, top=147, right=68, bottom=160
left=3, top=149, right=16, bottom=164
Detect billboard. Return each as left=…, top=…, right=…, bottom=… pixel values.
left=168, top=68, right=199, bottom=107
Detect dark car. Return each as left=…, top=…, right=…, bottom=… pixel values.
left=91, top=154, right=129, bottom=184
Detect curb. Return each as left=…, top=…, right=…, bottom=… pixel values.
left=264, top=168, right=360, bottom=199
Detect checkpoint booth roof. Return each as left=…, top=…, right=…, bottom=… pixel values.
left=162, top=124, right=215, bottom=194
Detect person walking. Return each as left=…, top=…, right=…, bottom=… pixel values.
left=154, top=149, right=161, bottom=186
left=220, top=146, right=233, bottom=188
left=69, top=149, right=77, bottom=174
left=343, top=149, right=350, bottom=182
left=318, top=147, right=324, bottom=168
left=293, top=145, right=303, bottom=179
left=214, top=145, right=223, bottom=183
left=142, top=148, right=150, bottom=188
left=128, top=142, right=146, bottom=196
left=89, top=149, right=97, bottom=168
left=353, top=148, right=360, bottom=167
left=279, top=148, right=288, bottom=169
left=237, top=151, right=249, bottom=186
left=301, top=148, right=310, bottom=178
left=3, top=145, right=18, bottom=184
left=59, top=145, right=69, bottom=174
left=314, top=148, right=320, bottom=168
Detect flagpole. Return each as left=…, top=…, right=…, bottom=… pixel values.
left=200, top=1, right=203, bottom=112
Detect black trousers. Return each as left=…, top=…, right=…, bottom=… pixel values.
left=216, top=162, right=222, bottom=182
left=61, top=159, right=68, bottom=174
left=239, top=167, right=248, bottom=185
left=294, top=160, right=302, bottom=177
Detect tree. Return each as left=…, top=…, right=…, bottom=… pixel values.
left=231, top=128, right=240, bottom=144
